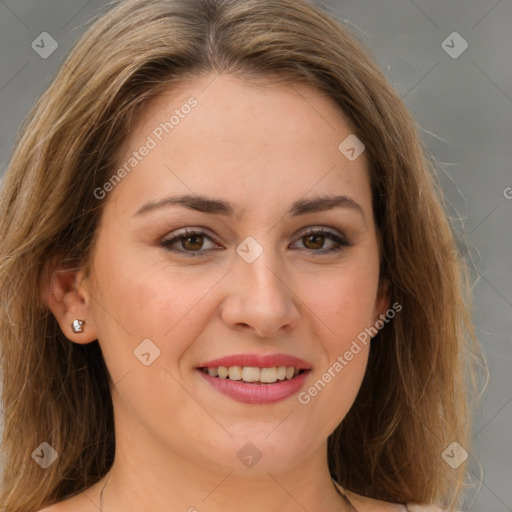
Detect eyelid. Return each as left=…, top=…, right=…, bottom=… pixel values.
left=295, top=225, right=348, bottom=240
left=292, top=226, right=352, bottom=253
left=159, top=225, right=352, bottom=257
left=160, top=226, right=217, bottom=244
left=160, top=227, right=222, bottom=252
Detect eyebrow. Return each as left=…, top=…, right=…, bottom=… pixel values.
left=134, top=194, right=365, bottom=221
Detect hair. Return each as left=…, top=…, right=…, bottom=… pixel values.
left=0, top=0, right=488, bottom=510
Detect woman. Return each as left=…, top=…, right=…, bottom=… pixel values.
left=0, top=0, right=487, bottom=511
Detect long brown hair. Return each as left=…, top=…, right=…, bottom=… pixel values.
left=0, top=0, right=488, bottom=510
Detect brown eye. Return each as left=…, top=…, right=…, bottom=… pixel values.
left=161, top=228, right=220, bottom=257
left=160, top=226, right=352, bottom=258
left=292, top=228, right=352, bottom=255
left=302, top=233, right=326, bottom=250
left=180, top=233, right=204, bottom=251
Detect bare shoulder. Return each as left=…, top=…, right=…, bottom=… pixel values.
left=345, top=488, right=446, bottom=512
left=36, top=479, right=105, bottom=512
left=38, top=493, right=445, bottom=512
left=36, top=499, right=80, bottom=512
left=36, top=491, right=98, bottom=512
left=36, top=503, right=74, bottom=512
left=407, top=505, right=447, bottom=512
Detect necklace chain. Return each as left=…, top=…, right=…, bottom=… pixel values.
left=99, top=471, right=110, bottom=512
left=98, top=472, right=357, bottom=512
left=334, top=481, right=359, bottom=511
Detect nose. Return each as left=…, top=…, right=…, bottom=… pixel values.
left=220, top=252, right=300, bottom=338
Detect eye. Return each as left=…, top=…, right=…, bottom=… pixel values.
left=160, top=226, right=352, bottom=258
left=160, top=228, right=221, bottom=258
left=291, top=227, right=352, bottom=255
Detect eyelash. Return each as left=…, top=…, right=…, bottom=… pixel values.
left=160, top=227, right=352, bottom=258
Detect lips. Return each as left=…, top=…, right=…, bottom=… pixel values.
left=198, top=367, right=311, bottom=404
left=196, top=353, right=312, bottom=370
left=196, top=353, right=312, bottom=404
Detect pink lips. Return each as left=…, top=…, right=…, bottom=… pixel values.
left=197, top=369, right=311, bottom=404
left=196, top=353, right=312, bottom=404
left=197, top=353, right=312, bottom=370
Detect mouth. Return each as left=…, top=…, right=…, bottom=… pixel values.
left=198, top=365, right=308, bottom=385
left=196, top=365, right=311, bottom=404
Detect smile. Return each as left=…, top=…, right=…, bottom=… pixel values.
left=199, top=365, right=306, bottom=384
left=197, top=367, right=311, bottom=404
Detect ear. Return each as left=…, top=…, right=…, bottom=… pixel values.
left=41, top=259, right=98, bottom=344
left=372, top=275, right=391, bottom=323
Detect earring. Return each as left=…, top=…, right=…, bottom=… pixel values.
left=72, top=319, right=86, bottom=333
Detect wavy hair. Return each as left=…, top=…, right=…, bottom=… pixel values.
left=0, top=0, right=488, bottom=510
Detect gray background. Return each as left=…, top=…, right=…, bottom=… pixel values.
left=0, top=1, right=511, bottom=510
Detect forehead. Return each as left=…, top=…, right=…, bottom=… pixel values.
left=105, top=73, right=372, bottom=220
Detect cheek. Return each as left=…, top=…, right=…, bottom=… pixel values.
left=90, top=241, right=220, bottom=367
left=306, top=258, right=381, bottom=342
left=294, top=253, right=379, bottom=406
left=310, top=275, right=374, bottom=374
left=295, top=268, right=376, bottom=430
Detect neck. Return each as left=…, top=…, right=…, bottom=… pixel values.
left=96, top=388, right=355, bottom=512
left=98, top=434, right=353, bottom=512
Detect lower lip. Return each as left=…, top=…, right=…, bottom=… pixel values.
left=197, top=369, right=311, bottom=404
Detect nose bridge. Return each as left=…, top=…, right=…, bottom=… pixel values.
left=244, top=252, right=284, bottom=299
left=238, top=238, right=287, bottom=305
left=221, top=236, right=299, bottom=337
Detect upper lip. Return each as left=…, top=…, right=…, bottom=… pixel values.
left=197, top=353, right=312, bottom=370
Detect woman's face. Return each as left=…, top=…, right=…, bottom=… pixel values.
left=79, top=73, right=389, bottom=474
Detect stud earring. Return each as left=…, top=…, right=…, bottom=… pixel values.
left=72, top=319, right=86, bottom=333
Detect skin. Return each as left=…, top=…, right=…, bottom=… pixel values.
left=42, top=73, right=404, bottom=512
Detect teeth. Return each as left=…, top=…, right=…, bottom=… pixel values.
left=276, top=365, right=287, bottom=380
left=202, top=366, right=303, bottom=384
left=228, top=366, right=242, bottom=380
left=242, top=366, right=260, bottom=382
left=260, top=367, right=278, bottom=383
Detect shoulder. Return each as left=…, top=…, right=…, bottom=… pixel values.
left=36, top=503, right=88, bottom=512
left=343, top=487, right=407, bottom=511
left=36, top=502, right=78, bottom=512
left=340, top=485, right=446, bottom=512
left=36, top=478, right=105, bottom=512
left=407, top=505, right=447, bottom=512
left=35, top=493, right=91, bottom=512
